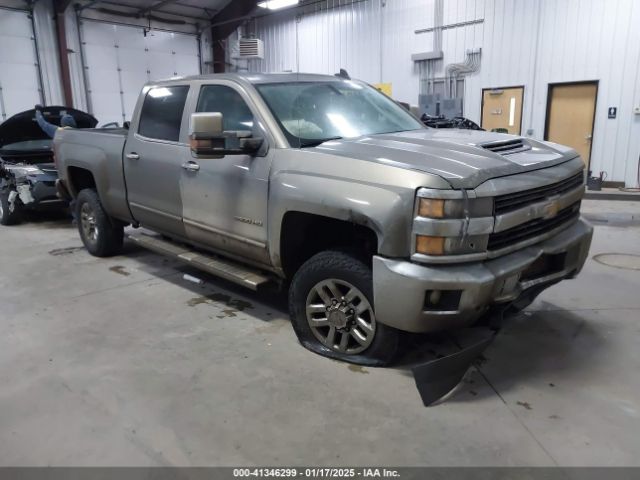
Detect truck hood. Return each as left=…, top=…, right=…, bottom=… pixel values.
left=314, top=129, right=579, bottom=189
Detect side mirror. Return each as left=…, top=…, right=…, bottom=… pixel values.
left=189, top=112, right=263, bottom=156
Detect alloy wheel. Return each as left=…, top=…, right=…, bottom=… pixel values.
left=305, top=279, right=376, bottom=354
left=80, top=202, right=99, bottom=246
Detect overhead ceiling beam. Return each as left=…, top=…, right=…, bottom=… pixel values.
left=76, top=0, right=102, bottom=11
left=137, top=0, right=178, bottom=16
left=209, top=0, right=258, bottom=73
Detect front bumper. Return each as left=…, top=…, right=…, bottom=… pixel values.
left=373, top=218, right=593, bottom=333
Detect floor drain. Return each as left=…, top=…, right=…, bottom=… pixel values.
left=593, top=253, right=640, bottom=270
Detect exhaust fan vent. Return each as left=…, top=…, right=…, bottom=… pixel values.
left=233, top=38, right=264, bottom=59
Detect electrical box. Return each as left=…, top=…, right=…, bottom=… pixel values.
left=419, top=93, right=442, bottom=116
left=233, top=38, right=264, bottom=59
left=441, top=98, right=463, bottom=119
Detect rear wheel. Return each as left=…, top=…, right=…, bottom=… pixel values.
left=76, top=189, right=123, bottom=257
left=289, top=250, right=399, bottom=366
left=0, top=191, right=21, bottom=226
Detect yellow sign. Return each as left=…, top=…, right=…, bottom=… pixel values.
left=373, top=83, right=392, bottom=97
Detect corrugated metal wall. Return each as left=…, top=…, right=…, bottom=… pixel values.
left=246, top=0, right=640, bottom=186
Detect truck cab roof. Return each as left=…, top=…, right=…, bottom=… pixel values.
left=145, top=72, right=347, bottom=87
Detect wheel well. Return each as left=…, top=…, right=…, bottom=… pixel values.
left=67, top=167, right=96, bottom=195
left=280, top=212, right=378, bottom=278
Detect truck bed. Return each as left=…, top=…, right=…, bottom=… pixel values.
left=54, top=127, right=131, bottom=222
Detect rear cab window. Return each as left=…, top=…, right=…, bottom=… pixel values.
left=138, top=86, right=189, bottom=142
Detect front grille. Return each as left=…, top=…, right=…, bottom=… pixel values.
left=488, top=202, right=580, bottom=251
left=494, top=172, right=584, bottom=215
left=481, top=138, right=531, bottom=155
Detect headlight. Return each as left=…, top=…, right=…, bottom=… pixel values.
left=6, top=165, right=42, bottom=175
left=418, top=198, right=445, bottom=218
left=413, top=189, right=494, bottom=258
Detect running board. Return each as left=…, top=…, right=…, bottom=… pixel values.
left=127, top=232, right=271, bottom=290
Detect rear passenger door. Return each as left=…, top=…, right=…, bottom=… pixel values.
left=124, top=85, right=190, bottom=237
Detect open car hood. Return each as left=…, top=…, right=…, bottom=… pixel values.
left=0, top=106, right=98, bottom=149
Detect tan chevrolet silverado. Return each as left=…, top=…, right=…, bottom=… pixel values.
left=54, top=73, right=593, bottom=365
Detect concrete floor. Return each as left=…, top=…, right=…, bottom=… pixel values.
left=1, top=199, right=639, bottom=467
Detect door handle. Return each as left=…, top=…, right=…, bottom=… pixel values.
left=585, top=134, right=593, bottom=141
left=181, top=161, right=200, bottom=172
left=126, top=152, right=140, bottom=160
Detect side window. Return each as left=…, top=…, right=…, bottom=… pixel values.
left=196, top=85, right=254, bottom=131
left=138, top=86, right=189, bottom=142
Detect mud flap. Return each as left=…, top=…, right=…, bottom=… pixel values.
left=412, top=327, right=497, bottom=406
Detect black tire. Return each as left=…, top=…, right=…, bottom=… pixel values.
left=289, top=250, right=399, bottom=366
left=0, top=191, right=21, bottom=226
left=76, top=189, right=123, bottom=257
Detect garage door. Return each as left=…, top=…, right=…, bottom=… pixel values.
left=79, top=20, right=200, bottom=126
left=0, top=8, right=43, bottom=121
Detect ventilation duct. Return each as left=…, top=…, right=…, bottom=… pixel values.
left=232, top=38, right=264, bottom=59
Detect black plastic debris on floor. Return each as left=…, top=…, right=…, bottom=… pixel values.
left=410, top=327, right=498, bottom=406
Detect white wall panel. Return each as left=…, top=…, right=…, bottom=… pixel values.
left=247, top=0, right=640, bottom=186
left=0, top=8, right=42, bottom=120
left=79, top=20, right=200, bottom=126
left=32, top=0, right=64, bottom=107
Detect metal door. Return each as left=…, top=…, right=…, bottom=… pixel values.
left=0, top=8, right=43, bottom=121
left=481, top=86, right=524, bottom=135
left=78, top=20, right=200, bottom=126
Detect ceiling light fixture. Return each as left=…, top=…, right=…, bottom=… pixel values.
left=257, top=0, right=300, bottom=10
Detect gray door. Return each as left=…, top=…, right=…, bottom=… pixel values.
left=181, top=84, right=271, bottom=265
left=124, top=85, right=190, bottom=236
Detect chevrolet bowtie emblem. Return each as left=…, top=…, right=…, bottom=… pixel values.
left=543, top=200, right=560, bottom=219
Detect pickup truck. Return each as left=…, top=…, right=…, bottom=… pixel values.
left=54, top=73, right=593, bottom=365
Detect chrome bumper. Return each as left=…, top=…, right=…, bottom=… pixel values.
left=372, top=218, right=593, bottom=333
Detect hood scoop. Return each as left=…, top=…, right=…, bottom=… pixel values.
left=480, top=138, right=531, bottom=155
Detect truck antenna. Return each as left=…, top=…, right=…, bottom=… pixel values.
left=335, top=69, right=350, bottom=80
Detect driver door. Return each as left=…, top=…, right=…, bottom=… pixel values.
left=180, top=83, right=272, bottom=265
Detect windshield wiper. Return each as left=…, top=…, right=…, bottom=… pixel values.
left=299, top=136, right=343, bottom=148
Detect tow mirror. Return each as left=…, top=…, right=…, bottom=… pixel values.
left=189, top=112, right=263, bottom=156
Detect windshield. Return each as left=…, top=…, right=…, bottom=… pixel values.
left=255, top=80, right=424, bottom=147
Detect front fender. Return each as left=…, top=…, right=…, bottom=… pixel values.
left=268, top=171, right=416, bottom=268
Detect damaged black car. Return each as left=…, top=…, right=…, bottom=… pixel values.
left=0, top=107, right=97, bottom=225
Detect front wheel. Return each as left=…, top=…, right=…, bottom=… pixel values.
left=76, top=189, right=123, bottom=257
left=289, top=251, right=399, bottom=366
left=0, top=191, right=22, bottom=226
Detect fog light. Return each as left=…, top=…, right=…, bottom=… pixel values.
left=416, top=235, right=445, bottom=255
left=429, top=290, right=441, bottom=305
